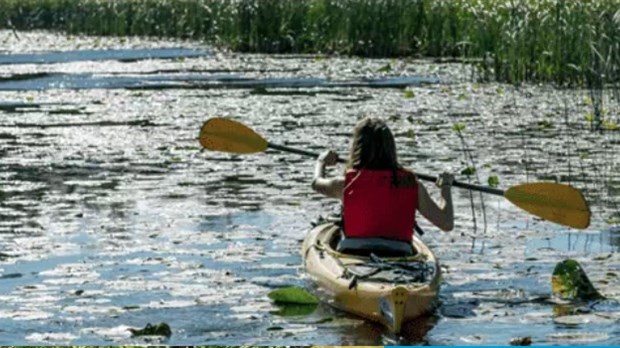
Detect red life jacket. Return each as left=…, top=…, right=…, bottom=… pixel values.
left=343, top=169, right=418, bottom=242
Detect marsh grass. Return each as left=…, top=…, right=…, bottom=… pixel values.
left=2, top=0, right=620, bottom=88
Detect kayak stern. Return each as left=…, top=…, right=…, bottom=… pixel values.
left=380, top=286, right=409, bottom=333
left=302, top=223, right=441, bottom=334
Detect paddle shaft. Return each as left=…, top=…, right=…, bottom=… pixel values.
left=268, top=143, right=505, bottom=196
left=199, top=117, right=591, bottom=229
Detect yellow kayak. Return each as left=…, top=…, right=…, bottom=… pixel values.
left=301, top=223, right=441, bottom=333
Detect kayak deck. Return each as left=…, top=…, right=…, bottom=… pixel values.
left=301, top=223, right=441, bottom=333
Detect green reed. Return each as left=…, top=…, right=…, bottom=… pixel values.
left=2, top=0, right=620, bottom=87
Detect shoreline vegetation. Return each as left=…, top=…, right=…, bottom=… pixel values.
left=1, top=0, right=620, bottom=87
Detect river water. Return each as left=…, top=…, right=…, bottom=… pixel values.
left=0, top=30, right=619, bottom=345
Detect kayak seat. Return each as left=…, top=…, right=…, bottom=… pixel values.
left=336, top=233, right=416, bottom=257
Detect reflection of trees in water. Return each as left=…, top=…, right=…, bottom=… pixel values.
left=203, top=173, right=267, bottom=211
left=0, top=162, right=150, bottom=237
left=609, top=227, right=620, bottom=249
left=578, top=229, right=620, bottom=252
left=332, top=313, right=438, bottom=345
left=0, top=164, right=47, bottom=234
left=562, top=231, right=620, bottom=253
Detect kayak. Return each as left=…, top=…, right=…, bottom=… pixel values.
left=301, top=223, right=441, bottom=333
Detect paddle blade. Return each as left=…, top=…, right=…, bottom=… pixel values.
left=199, top=117, right=268, bottom=154
left=505, top=183, right=591, bottom=229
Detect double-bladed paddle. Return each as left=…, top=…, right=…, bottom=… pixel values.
left=198, top=117, right=591, bottom=230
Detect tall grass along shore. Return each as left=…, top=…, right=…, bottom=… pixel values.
left=2, top=0, right=620, bottom=86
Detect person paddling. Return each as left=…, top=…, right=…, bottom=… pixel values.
left=312, top=117, right=454, bottom=255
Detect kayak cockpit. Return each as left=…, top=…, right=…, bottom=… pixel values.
left=335, top=234, right=417, bottom=257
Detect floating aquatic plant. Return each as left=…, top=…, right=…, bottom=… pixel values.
left=551, top=259, right=604, bottom=301
left=271, top=303, right=318, bottom=317
left=268, top=286, right=319, bottom=305
left=461, top=166, right=476, bottom=176
left=487, top=175, right=499, bottom=188
left=129, top=322, right=172, bottom=337
left=510, top=336, right=532, bottom=346
left=452, top=123, right=466, bottom=133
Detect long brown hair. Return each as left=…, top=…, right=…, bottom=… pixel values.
left=347, top=117, right=415, bottom=188
left=347, top=117, right=400, bottom=170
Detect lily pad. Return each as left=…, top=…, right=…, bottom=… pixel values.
left=377, top=63, right=392, bottom=72
left=510, top=336, right=532, bottom=346
left=122, top=305, right=140, bottom=311
left=461, top=166, right=476, bottom=176
left=268, top=286, right=319, bottom=305
left=312, top=317, right=334, bottom=324
left=128, top=322, right=171, bottom=337
left=487, top=175, right=500, bottom=188
left=551, top=259, right=604, bottom=301
left=538, top=120, right=553, bottom=129
left=270, top=303, right=318, bottom=317
left=452, top=123, right=466, bottom=133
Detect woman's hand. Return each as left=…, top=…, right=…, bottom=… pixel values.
left=435, top=172, right=455, bottom=189
left=312, top=150, right=345, bottom=200
left=318, top=150, right=339, bottom=166
left=419, top=171, right=455, bottom=232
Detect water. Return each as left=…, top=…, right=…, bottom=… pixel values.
left=0, top=48, right=211, bottom=65
left=0, top=30, right=619, bottom=345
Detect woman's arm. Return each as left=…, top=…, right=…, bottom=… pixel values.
left=417, top=172, right=454, bottom=232
left=311, top=150, right=344, bottom=200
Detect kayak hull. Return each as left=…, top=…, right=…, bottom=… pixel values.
left=301, top=223, right=441, bottom=333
